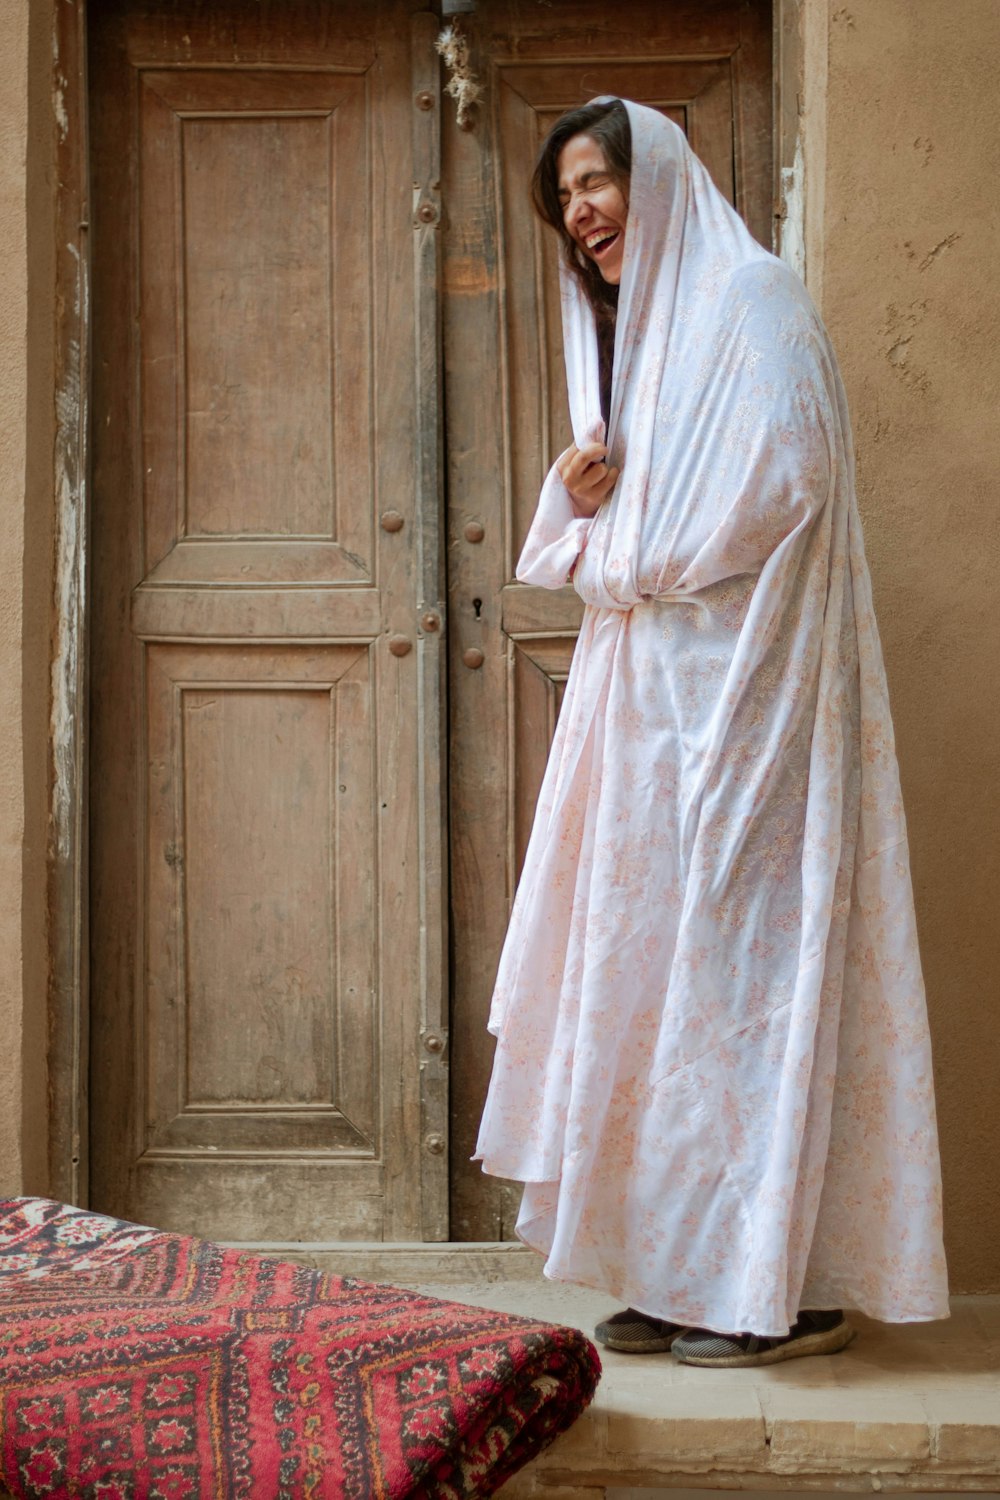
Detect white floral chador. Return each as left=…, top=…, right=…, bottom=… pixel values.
left=474, top=101, right=948, bottom=1336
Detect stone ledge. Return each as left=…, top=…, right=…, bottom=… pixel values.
left=386, top=1270, right=1000, bottom=1497
left=249, top=1251, right=1000, bottom=1494
left=225, top=1239, right=542, bottom=1284
left=511, top=1474, right=1000, bottom=1495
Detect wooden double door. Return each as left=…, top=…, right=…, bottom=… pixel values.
left=88, top=0, right=772, bottom=1244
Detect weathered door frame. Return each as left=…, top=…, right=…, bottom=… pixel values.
left=48, top=0, right=810, bottom=1215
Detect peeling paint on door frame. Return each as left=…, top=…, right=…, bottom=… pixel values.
left=48, top=0, right=89, bottom=1206
left=774, top=0, right=827, bottom=300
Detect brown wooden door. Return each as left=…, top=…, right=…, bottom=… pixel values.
left=443, top=0, right=774, bottom=1238
left=89, top=0, right=447, bottom=1242
left=88, top=0, right=772, bottom=1246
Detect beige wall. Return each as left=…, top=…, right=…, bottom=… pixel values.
left=0, top=0, right=996, bottom=1285
left=806, top=0, right=1000, bottom=1289
left=0, top=0, right=52, bottom=1197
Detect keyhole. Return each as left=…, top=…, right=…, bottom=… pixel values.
left=472, top=598, right=483, bottom=619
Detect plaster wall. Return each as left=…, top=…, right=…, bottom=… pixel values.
left=0, top=0, right=996, bottom=1288
left=805, top=0, right=1000, bottom=1288
left=0, top=0, right=52, bottom=1196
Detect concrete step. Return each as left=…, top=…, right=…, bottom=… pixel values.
left=377, top=1271, right=1000, bottom=1496
left=222, top=1239, right=541, bottom=1284
left=233, top=1244, right=1000, bottom=1494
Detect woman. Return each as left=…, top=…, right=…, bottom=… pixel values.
left=474, top=99, right=949, bottom=1367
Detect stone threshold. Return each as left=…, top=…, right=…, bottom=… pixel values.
left=349, top=1258, right=999, bottom=1498
left=222, top=1239, right=541, bottom=1283
left=232, top=1245, right=999, bottom=1494
left=506, top=1295, right=1000, bottom=1495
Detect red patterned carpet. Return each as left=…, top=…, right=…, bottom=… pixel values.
left=0, top=1199, right=600, bottom=1498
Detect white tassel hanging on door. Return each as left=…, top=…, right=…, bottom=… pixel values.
left=435, top=21, right=483, bottom=130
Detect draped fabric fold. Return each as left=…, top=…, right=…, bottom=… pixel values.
left=474, top=100, right=948, bottom=1337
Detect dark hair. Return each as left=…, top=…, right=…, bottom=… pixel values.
left=531, top=99, right=631, bottom=321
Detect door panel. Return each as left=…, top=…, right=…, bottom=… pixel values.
left=143, top=645, right=376, bottom=1157
left=139, top=68, right=372, bottom=574
left=89, top=0, right=445, bottom=1242
left=444, top=0, right=773, bottom=1238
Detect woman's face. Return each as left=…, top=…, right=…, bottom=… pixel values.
left=556, top=133, right=629, bottom=285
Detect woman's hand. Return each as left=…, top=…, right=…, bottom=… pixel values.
left=557, top=442, right=620, bottom=518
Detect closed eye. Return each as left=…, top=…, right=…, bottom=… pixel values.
left=557, top=174, right=611, bottom=205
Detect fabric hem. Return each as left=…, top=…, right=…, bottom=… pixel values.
left=513, top=1213, right=950, bottom=1336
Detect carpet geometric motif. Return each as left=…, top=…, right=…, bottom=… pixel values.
left=0, top=1199, right=600, bottom=1498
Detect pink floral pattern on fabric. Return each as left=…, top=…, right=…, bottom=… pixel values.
left=475, top=101, right=948, bottom=1337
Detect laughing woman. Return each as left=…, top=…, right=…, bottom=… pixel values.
left=474, top=99, right=949, bottom=1366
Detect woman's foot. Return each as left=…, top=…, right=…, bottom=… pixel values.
left=671, top=1308, right=855, bottom=1367
left=594, top=1307, right=685, bottom=1353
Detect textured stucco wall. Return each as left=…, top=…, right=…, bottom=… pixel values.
left=0, top=0, right=51, bottom=1196
left=809, top=0, right=1000, bottom=1289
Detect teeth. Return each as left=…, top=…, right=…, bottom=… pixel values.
left=586, top=229, right=617, bottom=250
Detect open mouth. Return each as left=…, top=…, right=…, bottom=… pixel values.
left=584, top=227, right=621, bottom=259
